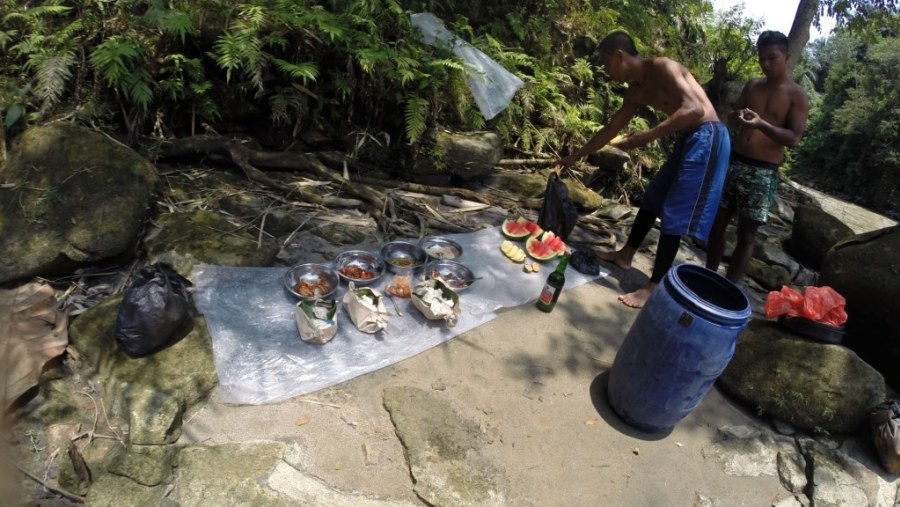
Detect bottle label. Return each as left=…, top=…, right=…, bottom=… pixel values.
left=539, top=285, right=555, bottom=304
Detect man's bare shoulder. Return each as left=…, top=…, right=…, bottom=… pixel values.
left=648, top=56, right=682, bottom=72
left=785, top=80, right=809, bottom=102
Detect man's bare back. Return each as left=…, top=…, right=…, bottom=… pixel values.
left=625, top=57, right=720, bottom=129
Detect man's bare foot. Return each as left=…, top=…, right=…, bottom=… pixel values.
left=617, top=282, right=657, bottom=309
left=596, top=249, right=632, bottom=271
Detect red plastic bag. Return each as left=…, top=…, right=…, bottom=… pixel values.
left=802, top=286, right=847, bottom=326
left=764, top=286, right=804, bottom=319
left=764, top=285, right=848, bottom=327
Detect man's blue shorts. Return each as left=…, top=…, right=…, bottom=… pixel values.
left=641, top=121, right=731, bottom=242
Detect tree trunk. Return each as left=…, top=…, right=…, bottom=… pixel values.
left=788, top=0, right=819, bottom=73
left=0, top=112, right=6, bottom=167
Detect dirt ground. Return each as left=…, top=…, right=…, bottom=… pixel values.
left=177, top=250, right=792, bottom=507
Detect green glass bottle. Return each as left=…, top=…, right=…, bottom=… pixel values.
left=536, top=252, right=570, bottom=313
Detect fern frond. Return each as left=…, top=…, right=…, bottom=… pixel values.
left=404, top=94, right=429, bottom=144
left=89, top=37, right=143, bottom=86
left=269, top=88, right=307, bottom=126
left=304, top=7, right=347, bottom=41
left=429, top=58, right=465, bottom=72
left=212, top=33, right=241, bottom=82
left=125, top=70, right=154, bottom=111
left=33, top=52, right=74, bottom=106
left=272, top=58, right=318, bottom=83
left=162, top=10, right=195, bottom=45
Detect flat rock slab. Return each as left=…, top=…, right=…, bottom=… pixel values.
left=383, top=386, right=509, bottom=507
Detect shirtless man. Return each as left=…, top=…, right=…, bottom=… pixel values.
left=558, top=31, right=730, bottom=308
left=705, top=31, right=809, bottom=283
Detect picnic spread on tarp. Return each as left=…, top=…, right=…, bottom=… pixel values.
left=193, top=226, right=608, bottom=405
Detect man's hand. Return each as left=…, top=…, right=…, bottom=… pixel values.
left=734, top=108, right=763, bottom=129
left=613, top=130, right=651, bottom=151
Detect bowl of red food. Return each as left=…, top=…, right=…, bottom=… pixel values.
left=284, top=263, right=340, bottom=301
left=333, top=250, right=386, bottom=286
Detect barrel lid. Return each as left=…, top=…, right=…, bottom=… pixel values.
left=663, top=264, right=751, bottom=326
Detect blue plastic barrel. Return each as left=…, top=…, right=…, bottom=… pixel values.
left=607, top=264, right=751, bottom=432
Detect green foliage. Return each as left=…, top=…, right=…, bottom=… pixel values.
left=6, top=0, right=887, bottom=211
left=794, top=32, right=900, bottom=216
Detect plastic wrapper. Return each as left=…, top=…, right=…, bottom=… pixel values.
left=342, top=283, right=390, bottom=333
left=764, top=285, right=847, bottom=327
left=869, top=400, right=900, bottom=473
left=411, top=12, right=523, bottom=120
left=191, top=227, right=608, bottom=404
left=295, top=299, right=338, bottom=344
left=411, top=278, right=461, bottom=327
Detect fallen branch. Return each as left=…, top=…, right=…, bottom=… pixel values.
left=11, top=460, right=84, bottom=502
left=496, top=158, right=557, bottom=167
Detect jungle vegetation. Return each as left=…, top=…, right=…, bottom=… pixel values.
left=0, top=0, right=898, bottom=214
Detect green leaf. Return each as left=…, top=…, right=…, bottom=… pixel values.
left=4, top=103, right=24, bottom=128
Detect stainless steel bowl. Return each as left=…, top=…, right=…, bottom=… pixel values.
left=333, top=250, right=385, bottom=286
left=424, top=260, right=476, bottom=290
left=380, top=241, right=427, bottom=274
left=283, top=263, right=340, bottom=300
left=419, top=236, right=464, bottom=261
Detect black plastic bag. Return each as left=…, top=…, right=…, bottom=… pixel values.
left=115, top=263, right=191, bottom=357
left=570, top=248, right=601, bottom=276
left=538, top=171, right=578, bottom=241
left=869, top=400, right=900, bottom=473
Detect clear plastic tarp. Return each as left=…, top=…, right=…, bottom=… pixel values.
left=411, top=12, right=524, bottom=120
left=193, top=227, right=607, bottom=404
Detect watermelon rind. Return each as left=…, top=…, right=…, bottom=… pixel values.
left=525, top=236, right=558, bottom=262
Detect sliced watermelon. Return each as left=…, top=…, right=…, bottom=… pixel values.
left=526, top=235, right=559, bottom=262
left=501, top=217, right=542, bottom=240
left=535, top=231, right=567, bottom=256
left=523, top=220, right=543, bottom=237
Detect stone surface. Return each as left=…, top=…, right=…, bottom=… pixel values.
left=746, top=257, right=792, bottom=291
left=67, top=294, right=217, bottom=425
left=719, top=319, right=887, bottom=434
left=701, top=425, right=791, bottom=478
left=820, top=225, right=900, bottom=390
left=757, top=236, right=800, bottom=278
left=777, top=449, right=808, bottom=493
left=84, top=472, right=168, bottom=507
left=105, top=444, right=177, bottom=487
left=171, top=441, right=294, bottom=506
left=144, top=210, right=279, bottom=278
left=436, top=130, right=504, bottom=181
left=801, top=440, right=870, bottom=507
left=786, top=204, right=855, bottom=270
left=587, top=146, right=631, bottom=177
left=383, top=386, right=509, bottom=507
left=124, top=385, right=184, bottom=445
left=0, top=123, right=158, bottom=284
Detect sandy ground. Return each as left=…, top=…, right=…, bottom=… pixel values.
left=178, top=251, right=792, bottom=507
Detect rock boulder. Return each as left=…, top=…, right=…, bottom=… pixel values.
left=786, top=204, right=854, bottom=270
left=0, top=123, right=158, bottom=284
left=718, top=319, right=886, bottom=434
left=819, top=225, right=900, bottom=390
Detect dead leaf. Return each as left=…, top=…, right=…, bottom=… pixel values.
left=294, top=416, right=311, bottom=426
left=584, top=418, right=598, bottom=426
left=1, top=281, right=68, bottom=410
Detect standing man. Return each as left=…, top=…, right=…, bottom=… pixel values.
left=705, top=31, right=810, bottom=283
left=558, top=31, right=730, bottom=308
